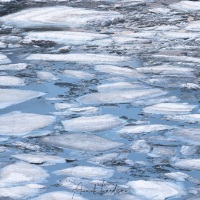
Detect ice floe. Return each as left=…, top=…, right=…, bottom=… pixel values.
left=164, top=172, right=189, bottom=182
left=62, top=114, right=123, bottom=132
left=0, top=76, right=25, bottom=86
left=143, top=103, right=197, bottom=115
left=0, top=184, right=44, bottom=199
left=55, top=166, right=114, bottom=179
left=0, top=54, right=11, bottom=65
left=186, top=21, right=200, bottom=31
left=26, top=54, right=129, bottom=64
left=167, top=128, right=200, bottom=145
left=63, top=70, right=94, bottom=79
left=131, top=140, right=151, bottom=153
left=79, top=89, right=167, bottom=104
left=165, top=114, right=200, bottom=123
left=127, top=180, right=186, bottom=200
left=24, top=31, right=111, bottom=46
left=37, top=71, right=58, bottom=81
left=42, top=133, right=123, bottom=151
left=95, top=65, right=143, bottom=78
left=12, top=153, right=65, bottom=165
left=0, top=6, right=123, bottom=28
left=0, top=111, right=55, bottom=136
left=32, top=191, right=87, bottom=200
left=148, top=146, right=175, bottom=157
left=0, top=63, right=28, bottom=71
left=89, top=153, right=118, bottom=165
left=0, top=161, right=48, bottom=187
left=170, top=1, right=200, bottom=12
left=180, top=83, right=200, bottom=90
left=173, top=159, right=200, bottom=170
left=0, top=89, right=45, bottom=109
left=118, top=124, right=173, bottom=134
left=180, top=146, right=198, bottom=156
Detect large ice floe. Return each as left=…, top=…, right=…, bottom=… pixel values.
left=24, top=31, right=112, bottom=46
left=62, top=114, right=123, bottom=132
left=0, top=6, right=123, bottom=28
left=0, top=111, right=55, bottom=136
left=118, top=124, right=173, bottom=135
left=0, top=89, right=45, bottom=109
left=55, top=166, right=114, bottom=179
left=127, top=180, right=186, bottom=200
left=26, top=54, right=129, bottom=64
left=143, top=103, right=197, bottom=115
left=12, top=153, right=65, bottom=166
left=0, top=54, right=11, bottom=65
left=79, top=88, right=167, bottom=104
left=0, top=76, right=25, bottom=86
left=32, top=191, right=87, bottom=200
left=42, top=133, right=123, bottom=151
left=173, top=159, right=200, bottom=170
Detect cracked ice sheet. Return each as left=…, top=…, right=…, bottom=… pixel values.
left=12, top=153, right=65, bottom=166
left=0, top=111, right=55, bottom=136
left=24, top=31, right=112, bottom=46
left=26, top=54, right=130, bottom=64
left=127, top=180, right=186, bottom=200
left=167, top=128, right=200, bottom=145
left=0, top=63, right=28, bottom=71
left=79, top=89, right=167, bottom=104
left=0, top=162, right=48, bottom=187
left=55, top=166, right=114, bottom=179
left=0, top=54, right=11, bottom=65
left=0, top=76, right=25, bottom=86
left=42, top=134, right=123, bottom=151
left=143, top=103, right=197, bottom=115
left=62, top=114, right=123, bottom=132
left=32, top=191, right=87, bottom=200
left=0, top=6, right=123, bottom=29
left=118, top=124, right=174, bottom=135
left=0, top=89, right=45, bottom=109
left=170, top=1, right=200, bottom=12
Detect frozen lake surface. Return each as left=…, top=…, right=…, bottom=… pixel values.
left=0, top=0, right=200, bottom=199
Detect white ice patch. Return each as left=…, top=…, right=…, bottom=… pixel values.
left=0, top=184, right=44, bottom=199
left=149, top=7, right=171, bottom=14
left=0, top=63, right=28, bottom=71
left=165, top=114, right=200, bottom=123
left=143, top=103, right=197, bottom=115
left=95, top=65, right=144, bottom=78
left=97, top=82, right=147, bottom=92
left=186, top=21, right=200, bottom=31
left=148, top=146, right=175, bottom=158
left=180, top=146, right=198, bottom=156
left=180, top=83, right=200, bottom=90
left=12, top=153, right=65, bottom=166
left=55, top=166, right=114, bottom=179
left=173, top=159, right=200, bottom=170
left=0, top=6, right=123, bottom=28
left=62, top=114, right=123, bottom=132
left=164, top=172, right=189, bottom=182
left=168, top=128, right=200, bottom=145
left=0, top=76, right=25, bottom=86
left=24, top=31, right=111, bottom=46
left=37, top=71, right=58, bottom=81
left=0, top=162, right=48, bottom=187
left=118, top=124, right=173, bottom=134
left=136, top=65, right=194, bottom=77
left=42, top=133, right=123, bottom=151
left=127, top=180, right=186, bottom=200
left=79, top=89, right=167, bottom=104
left=0, top=89, right=45, bottom=109
left=170, top=1, right=200, bottom=12
left=63, top=70, right=94, bottom=79
left=55, top=103, right=77, bottom=110
left=131, top=140, right=151, bottom=153
left=89, top=153, right=118, bottom=165
left=0, top=54, right=11, bottom=65
left=0, top=112, right=55, bottom=136
left=26, top=54, right=129, bottom=64
left=32, top=191, right=87, bottom=200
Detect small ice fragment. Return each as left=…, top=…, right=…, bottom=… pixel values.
left=180, top=83, right=200, bottom=90
left=180, top=146, right=198, bottom=156
left=63, top=70, right=94, bottom=79
left=164, top=172, right=189, bottom=182
left=42, top=133, right=123, bottom=151
left=55, top=166, right=114, bottom=179
left=37, top=71, right=58, bottom=81
left=0, top=54, right=11, bottom=64
left=174, top=159, right=200, bottom=170
left=131, top=140, right=151, bottom=153
left=0, top=63, right=28, bottom=71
